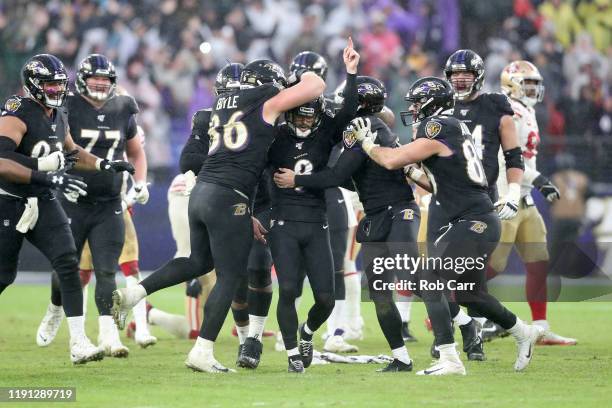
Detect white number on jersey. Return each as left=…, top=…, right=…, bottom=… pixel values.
left=459, top=122, right=486, bottom=185
left=31, top=141, right=63, bottom=158
left=207, top=111, right=249, bottom=154
left=293, top=159, right=313, bottom=193
left=469, top=124, right=484, bottom=160
left=81, top=129, right=121, bottom=160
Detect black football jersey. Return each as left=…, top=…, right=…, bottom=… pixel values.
left=417, top=115, right=493, bottom=221
left=0, top=96, right=68, bottom=198
left=253, top=168, right=272, bottom=214
left=295, top=115, right=414, bottom=215
left=197, top=84, right=280, bottom=197
left=67, top=93, right=139, bottom=201
left=452, top=93, right=514, bottom=199
left=179, top=108, right=211, bottom=174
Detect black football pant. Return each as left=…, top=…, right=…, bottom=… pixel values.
left=326, top=188, right=349, bottom=302
left=362, top=201, right=420, bottom=350
left=0, top=195, right=83, bottom=316
left=423, top=212, right=517, bottom=347
left=232, top=208, right=273, bottom=326
left=50, top=197, right=125, bottom=315
left=270, top=219, right=335, bottom=351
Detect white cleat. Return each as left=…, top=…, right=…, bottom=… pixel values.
left=323, top=335, right=359, bottom=353
left=274, top=331, right=285, bottom=352
left=185, top=346, right=235, bottom=373
left=416, top=359, right=466, bottom=376
left=111, top=288, right=141, bottom=330
left=98, top=334, right=129, bottom=358
left=135, top=330, right=157, bottom=349
left=537, top=330, right=577, bottom=346
left=514, top=324, right=545, bottom=371
left=36, top=304, right=64, bottom=347
left=70, top=336, right=105, bottom=365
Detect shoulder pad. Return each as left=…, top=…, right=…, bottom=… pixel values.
left=487, top=92, right=514, bottom=116
left=123, top=95, right=139, bottom=115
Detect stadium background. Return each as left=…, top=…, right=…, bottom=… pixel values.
left=0, top=0, right=610, bottom=271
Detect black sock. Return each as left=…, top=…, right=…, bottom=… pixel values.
left=50, top=271, right=62, bottom=307
left=248, top=289, right=272, bottom=317
left=374, top=299, right=404, bottom=350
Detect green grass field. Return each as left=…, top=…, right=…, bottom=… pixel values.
left=1, top=284, right=611, bottom=408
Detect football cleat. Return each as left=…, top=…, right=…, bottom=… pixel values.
left=236, top=344, right=244, bottom=366
left=416, top=359, right=466, bottom=376
left=376, top=358, right=413, bottom=373
left=111, top=288, right=141, bottom=330
left=288, top=355, right=305, bottom=373
left=298, top=324, right=314, bottom=368
left=537, top=331, right=577, bottom=346
left=98, top=333, right=129, bottom=358
left=344, top=316, right=365, bottom=341
left=460, top=320, right=485, bottom=361
left=36, top=303, right=64, bottom=347
left=237, top=337, right=263, bottom=369
left=401, top=322, right=418, bottom=342
left=514, top=324, right=545, bottom=371
left=323, top=335, right=359, bottom=353
left=481, top=319, right=509, bottom=342
left=70, top=336, right=105, bottom=365
left=185, top=346, right=235, bottom=373
left=134, top=330, right=157, bottom=349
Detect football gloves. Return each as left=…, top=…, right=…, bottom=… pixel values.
left=97, top=159, right=135, bottom=174
left=494, top=183, right=520, bottom=220
left=131, top=181, right=150, bottom=205
left=38, top=151, right=67, bottom=171
left=533, top=175, right=560, bottom=202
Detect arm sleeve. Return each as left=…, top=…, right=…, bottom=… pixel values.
left=0, top=136, right=38, bottom=169
left=126, top=115, right=138, bottom=140
left=295, top=148, right=365, bottom=189
left=328, top=73, right=358, bottom=143
left=179, top=136, right=209, bottom=174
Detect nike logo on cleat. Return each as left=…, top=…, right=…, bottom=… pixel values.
left=526, top=344, right=532, bottom=359
left=423, top=367, right=444, bottom=375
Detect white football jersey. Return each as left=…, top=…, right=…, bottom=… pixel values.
left=497, top=98, right=541, bottom=198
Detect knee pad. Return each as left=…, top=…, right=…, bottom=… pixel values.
left=51, top=253, right=79, bottom=280
left=94, top=268, right=117, bottom=287
left=248, top=268, right=271, bottom=289
left=314, top=292, right=335, bottom=311
left=186, top=278, right=203, bottom=298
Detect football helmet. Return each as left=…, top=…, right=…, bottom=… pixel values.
left=401, top=77, right=454, bottom=125
left=289, top=51, right=328, bottom=80
left=444, top=49, right=484, bottom=100
left=501, top=60, right=544, bottom=107
left=21, top=54, right=68, bottom=108
left=240, top=59, right=287, bottom=89
left=286, top=95, right=325, bottom=138
left=76, top=54, right=117, bottom=101
left=355, top=76, right=387, bottom=115
left=214, top=63, right=244, bottom=96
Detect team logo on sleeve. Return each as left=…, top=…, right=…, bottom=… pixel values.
left=469, top=221, right=487, bottom=234
left=343, top=126, right=357, bottom=148
left=425, top=120, right=442, bottom=138
left=4, top=97, right=21, bottom=113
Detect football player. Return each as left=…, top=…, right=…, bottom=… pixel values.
left=112, top=55, right=326, bottom=372
left=423, top=49, right=525, bottom=361
left=351, top=76, right=544, bottom=375
left=274, top=76, right=418, bottom=372
left=267, top=40, right=359, bottom=373
left=486, top=60, right=576, bottom=345
left=37, top=54, right=147, bottom=358
left=0, top=54, right=134, bottom=364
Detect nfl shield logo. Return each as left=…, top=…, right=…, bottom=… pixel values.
left=3, top=219, right=9, bottom=227
left=97, top=115, right=105, bottom=122
left=51, top=124, right=57, bottom=132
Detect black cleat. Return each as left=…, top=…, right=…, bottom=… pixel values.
left=236, top=344, right=244, bottom=366
left=298, top=323, right=314, bottom=368
left=288, top=355, right=305, bottom=373
left=481, top=320, right=509, bottom=342
left=237, top=337, right=263, bottom=369
left=401, top=322, right=418, bottom=342
left=460, top=320, right=485, bottom=361
left=376, top=358, right=413, bottom=372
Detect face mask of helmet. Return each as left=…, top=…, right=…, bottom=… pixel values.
left=520, top=79, right=545, bottom=107
left=85, top=76, right=115, bottom=101
left=38, top=79, right=68, bottom=108
left=287, top=104, right=322, bottom=138
left=449, top=71, right=477, bottom=100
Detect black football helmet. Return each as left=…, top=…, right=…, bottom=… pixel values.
left=289, top=51, right=328, bottom=80
left=240, top=59, right=287, bottom=89
left=401, top=77, right=454, bottom=126
left=286, top=95, right=325, bottom=138
left=76, top=54, right=117, bottom=101
left=214, top=63, right=244, bottom=96
left=444, top=49, right=484, bottom=100
left=355, top=76, right=387, bottom=115
left=21, top=54, right=68, bottom=108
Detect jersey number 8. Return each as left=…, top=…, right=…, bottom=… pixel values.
left=208, top=111, right=249, bottom=154
left=460, top=122, right=486, bottom=185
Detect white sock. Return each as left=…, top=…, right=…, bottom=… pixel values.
left=67, top=315, right=85, bottom=341
left=395, top=296, right=412, bottom=323
left=287, top=347, right=299, bottom=357
left=508, top=318, right=528, bottom=340
left=49, top=303, right=62, bottom=313
left=294, top=296, right=302, bottom=311
left=236, top=325, right=249, bottom=344
left=532, top=319, right=549, bottom=331
left=473, top=317, right=487, bottom=327
left=438, top=343, right=460, bottom=361
left=333, top=300, right=346, bottom=334
left=247, top=315, right=267, bottom=340
left=82, top=284, right=88, bottom=316
left=98, top=315, right=120, bottom=341
left=149, top=307, right=190, bottom=338
left=344, top=272, right=362, bottom=329
left=391, top=346, right=411, bottom=364
left=131, top=284, right=147, bottom=303
left=195, top=336, right=214, bottom=353
left=126, top=275, right=149, bottom=334
left=303, top=323, right=313, bottom=336
left=453, top=309, right=472, bottom=326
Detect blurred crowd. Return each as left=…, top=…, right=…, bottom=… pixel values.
left=0, top=0, right=610, bottom=181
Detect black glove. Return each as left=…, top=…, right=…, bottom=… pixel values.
left=32, top=169, right=88, bottom=197
left=63, top=149, right=79, bottom=170
left=99, top=159, right=135, bottom=174
left=533, top=175, right=560, bottom=202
